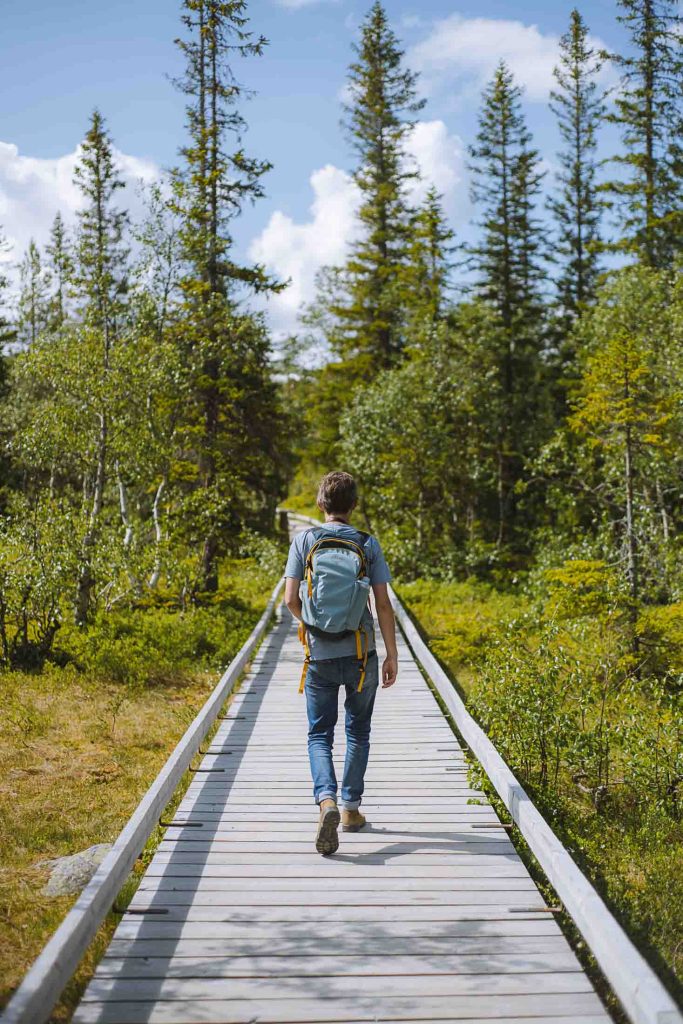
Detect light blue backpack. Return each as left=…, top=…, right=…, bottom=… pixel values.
left=297, top=527, right=371, bottom=693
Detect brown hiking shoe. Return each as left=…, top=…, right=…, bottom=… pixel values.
left=341, top=808, right=367, bottom=832
left=315, top=799, right=340, bottom=856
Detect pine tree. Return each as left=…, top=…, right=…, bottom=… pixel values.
left=17, top=240, right=51, bottom=346
left=603, top=0, right=683, bottom=267
left=172, top=0, right=278, bottom=299
left=72, top=110, right=130, bottom=624
left=74, top=110, right=129, bottom=341
left=324, top=0, right=425, bottom=370
left=172, top=0, right=285, bottom=592
left=467, top=61, right=546, bottom=547
left=46, top=212, right=73, bottom=329
left=404, top=186, right=457, bottom=336
left=548, top=9, right=605, bottom=318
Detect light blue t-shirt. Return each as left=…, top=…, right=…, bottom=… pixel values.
left=284, top=522, right=392, bottom=660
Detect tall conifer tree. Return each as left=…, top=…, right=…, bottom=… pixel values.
left=324, top=1, right=425, bottom=370
left=72, top=110, right=129, bottom=623
left=74, top=110, right=129, bottom=341
left=172, top=0, right=284, bottom=592
left=603, top=0, right=683, bottom=266
left=46, top=212, right=73, bottom=330
left=467, top=62, right=546, bottom=546
left=405, top=186, right=456, bottom=334
left=549, top=9, right=605, bottom=318
left=17, top=240, right=51, bottom=346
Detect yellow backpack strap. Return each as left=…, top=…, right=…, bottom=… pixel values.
left=355, top=628, right=370, bottom=692
left=298, top=620, right=311, bottom=694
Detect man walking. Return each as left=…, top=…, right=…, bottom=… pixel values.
left=284, top=471, right=398, bottom=855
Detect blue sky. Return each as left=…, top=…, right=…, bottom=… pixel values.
left=1, top=0, right=630, bottom=334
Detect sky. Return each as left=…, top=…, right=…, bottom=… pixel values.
left=0, top=0, right=630, bottom=337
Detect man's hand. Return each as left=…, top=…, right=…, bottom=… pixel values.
left=373, top=583, right=398, bottom=688
left=382, top=654, right=398, bottom=688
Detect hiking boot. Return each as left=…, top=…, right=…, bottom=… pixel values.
left=341, top=808, right=367, bottom=832
left=315, top=799, right=340, bottom=856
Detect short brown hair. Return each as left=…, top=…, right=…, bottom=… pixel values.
left=317, top=471, right=358, bottom=515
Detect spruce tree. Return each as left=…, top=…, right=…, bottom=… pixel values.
left=405, top=186, right=457, bottom=336
left=325, top=0, right=425, bottom=370
left=46, top=212, right=73, bottom=329
left=172, top=0, right=284, bottom=592
left=17, top=240, right=51, bottom=346
left=74, top=110, right=129, bottom=342
left=603, top=0, right=683, bottom=266
left=548, top=9, right=605, bottom=318
left=467, top=61, right=546, bottom=547
left=72, top=110, right=129, bottom=624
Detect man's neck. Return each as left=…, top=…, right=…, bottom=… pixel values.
left=324, top=514, right=350, bottom=524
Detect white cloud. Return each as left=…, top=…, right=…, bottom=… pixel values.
left=0, top=140, right=158, bottom=272
left=249, top=120, right=467, bottom=336
left=409, top=14, right=609, bottom=102
left=404, top=119, right=468, bottom=219
left=249, top=163, right=361, bottom=337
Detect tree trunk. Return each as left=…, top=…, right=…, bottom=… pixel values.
left=75, top=411, right=107, bottom=625
left=149, top=473, right=167, bottom=589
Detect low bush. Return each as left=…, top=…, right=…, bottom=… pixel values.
left=54, top=556, right=278, bottom=687
left=396, top=578, right=527, bottom=682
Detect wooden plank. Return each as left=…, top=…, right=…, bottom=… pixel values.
left=104, top=934, right=573, bottom=959
left=109, top=918, right=565, bottom=941
left=92, top=950, right=583, bottom=978
left=116, top=891, right=544, bottom=908
left=133, top=863, right=531, bottom=881
left=72, top=994, right=610, bottom=1023
left=112, top=905, right=554, bottom=924
left=132, top=876, right=538, bottom=891
left=80, top=971, right=596, bottom=1001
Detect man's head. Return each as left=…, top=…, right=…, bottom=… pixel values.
left=316, top=471, right=358, bottom=519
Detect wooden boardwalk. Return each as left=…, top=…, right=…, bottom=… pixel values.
left=72, top=595, right=611, bottom=1022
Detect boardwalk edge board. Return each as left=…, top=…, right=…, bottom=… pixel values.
left=1, top=578, right=285, bottom=1024
left=291, top=510, right=683, bottom=1024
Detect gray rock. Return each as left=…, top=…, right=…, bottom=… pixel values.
left=39, top=843, right=113, bottom=897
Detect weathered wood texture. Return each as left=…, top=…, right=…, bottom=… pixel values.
left=66, top=519, right=613, bottom=1023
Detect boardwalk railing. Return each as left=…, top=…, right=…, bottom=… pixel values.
left=2, top=577, right=284, bottom=1024
left=288, top=511, right=682, bottom=1024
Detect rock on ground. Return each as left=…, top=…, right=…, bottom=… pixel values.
left=39, top=843, right=113, bottom=897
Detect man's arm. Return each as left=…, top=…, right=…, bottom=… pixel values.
left=284, top=577, right=303, bottom=622
left=372, top=583, right=398, bottom=688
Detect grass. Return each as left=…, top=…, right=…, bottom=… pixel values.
left=0, top=556, right=277, bottom=1020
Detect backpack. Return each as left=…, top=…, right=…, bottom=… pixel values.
left=297, top=526, right=372, bottom=694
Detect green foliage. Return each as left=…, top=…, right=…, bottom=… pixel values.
left=396, top=578, right=526, bottom=673
left=300, top=1, right=425, bottom=375
left=603, top=0, right=683, bottom=267
left=408, top=577, right=683, bottom=993
left=0, top=495, right=80, bottom=669
left=55, top=555, right=276, bottom=686
left=467, top=61, right=550, bottom=547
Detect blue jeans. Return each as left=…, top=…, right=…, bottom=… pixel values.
left=304, top=651, right=379, bottom=810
